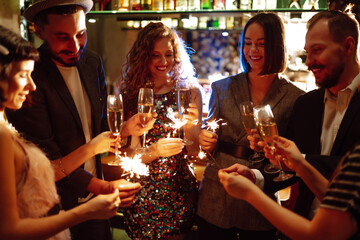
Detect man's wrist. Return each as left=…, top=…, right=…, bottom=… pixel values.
left=251, top=169, right=265, bottom=190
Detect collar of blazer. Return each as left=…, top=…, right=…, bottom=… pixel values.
left=230, top=73, right=288, bottom=113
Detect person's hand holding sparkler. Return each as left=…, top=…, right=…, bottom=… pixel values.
left=198, top=118, right=225, bottom=152
left=199, top=130, right=218, bottom=152
left=113, top=179, right=142, bottom=207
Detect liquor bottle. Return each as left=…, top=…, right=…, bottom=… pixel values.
left=152, top=0, right=163, bottom=10
left=164, top=0, right=175, bottom=10
left=252, top=0, right=265, bottom=10
left=288, top=0, right=301, bottom=9
left=265, top=0, right=276, bottom=9
left=200, top=0, right=212, bottom=9
left=131, top=0, right=142, bottom=9
left=176, top=0, right=188, bottom=10
left=188, top=0, right=200, bottom=10
left=225, top=0, right=238, bottom=10
left=213, top=0, right=225, bottom=9
left=141, top=0, right=152, bottom=10
left=239, top=0, right=251, bottom=9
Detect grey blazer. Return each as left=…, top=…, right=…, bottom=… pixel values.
left=197, top=73, right=304, bottom=230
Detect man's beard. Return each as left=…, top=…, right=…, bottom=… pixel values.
left=316, top=64, right=344, bottom=89
left=45, top=42, right=86, bottom=67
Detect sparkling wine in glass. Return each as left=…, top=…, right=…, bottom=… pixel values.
left=107, top=94, right=124, bottom=162
left=176, top=80, right=193, bottom=145
left=138, top=88, right=154, bottom=152
left=254, top=104, right=293, bottom=181
left=239, top=101, right=265, bottom=163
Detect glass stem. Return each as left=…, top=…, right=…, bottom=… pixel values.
left=115, top=138, right=119, bottom=160
left=143, top=132, right=146, bottom=148
left=276, top=159, right=285, bottom=176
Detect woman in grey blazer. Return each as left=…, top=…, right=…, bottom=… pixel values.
left=197, top=12, right=305, bottom=239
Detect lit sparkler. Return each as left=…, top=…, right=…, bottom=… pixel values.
left=205, top=118, right=227, bottom=132
left=198, top=146, right=217, bottom=165
left=108, top=153, right=149, bottom=178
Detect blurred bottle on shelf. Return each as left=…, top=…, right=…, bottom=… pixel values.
left=239, top=0, right=251, bottom=9
left=213, top=0, right=225, bottom=9
left=226, top=16, right=235, bottom=29
left=176, top=0, right=188, bottom=10
left=141, top=0, right=152, bottom=9
left=276, top=0, right=286, bottom=8
left=200, top=0, right=212, bottom=9
left=152, top=0, right=164, bottom=10
left=131, top=0, right=142, bottom=9
left=303, top=0, right=319, bottom=10
left=252, top=0, right=265, bottom=9
left=188, top=0, right=200, bottom=10
left=198, top=16, right=210, bottom=29
left=112, top=0, right=130, bottom=10
left=288, top=0, right=301, bottom=8
left=226, top=0, right=238, bottom=10
left=164, top=0, right=175, bottom=9
left=218, top=16, right=226, bottom=29
left=265, top=0, right=276, bottom=9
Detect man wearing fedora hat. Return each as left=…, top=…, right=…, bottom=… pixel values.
left=6, top=0, right=143, bottom=239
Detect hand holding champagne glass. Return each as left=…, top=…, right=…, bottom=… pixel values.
left=138, top=88, right=154, bottom=152
left=175, top=79, right=193, bottom=145
left=107, top=94, right=124, bottom=161
left=239, top=101, right=265, bottom=163
left=254, top=104, right=293, bottom=181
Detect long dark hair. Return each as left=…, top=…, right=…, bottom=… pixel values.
left=240, top=12, right=286, bottom=75
left=0, top=25, right=39, bottom=107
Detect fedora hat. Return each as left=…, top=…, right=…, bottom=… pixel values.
left=24, top=0, right=94, bottom=22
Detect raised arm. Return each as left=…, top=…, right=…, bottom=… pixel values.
left=265, top=136, right=328, bottom=200
left=0, top=128, right=120, bottom=240
left=218, top=169, right=357, bottom=240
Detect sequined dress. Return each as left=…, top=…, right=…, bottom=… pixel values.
left=124, top=88, right=198, bottom=239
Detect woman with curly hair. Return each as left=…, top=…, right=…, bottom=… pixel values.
left=121, top=22, right=202, bottom=240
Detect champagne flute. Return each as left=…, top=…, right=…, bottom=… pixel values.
left=175, top=79, right=193, bottom=145
left=254, top=104, right=293, bottom=181
left=239, top=101, right=265, bottom=163
left=107, top=94, right=124, bottom=162
left=137, top=88, right=154, bottom=153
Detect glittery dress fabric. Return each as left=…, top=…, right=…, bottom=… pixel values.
left=124, top=88, right=198, bottom=239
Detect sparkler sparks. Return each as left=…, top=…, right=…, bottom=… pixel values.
left=108, top=153, right=149, bottom=178
left=205, top=118, right=226, bottom=132
left=197, top=147, right=217, bottom=165
left=166, top=108, right=187, bottom=131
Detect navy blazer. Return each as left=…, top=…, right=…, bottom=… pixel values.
left=285, top=87, right=360, bottom=217
left=6, top=44, right=108, bottom=210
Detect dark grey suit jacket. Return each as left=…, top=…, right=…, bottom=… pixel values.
left=197, top=73, right=305, bottom=230
left=6, top=43, right=108, bottom=211
left=285, top=87, right=360, bottom=217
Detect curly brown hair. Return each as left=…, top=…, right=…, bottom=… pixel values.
left=120, top=22, right=197, bottom=119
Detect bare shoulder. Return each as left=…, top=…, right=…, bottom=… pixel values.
left=0, top=124, right=13, bottom=142
left=0, top=124, right=16, bottom=163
